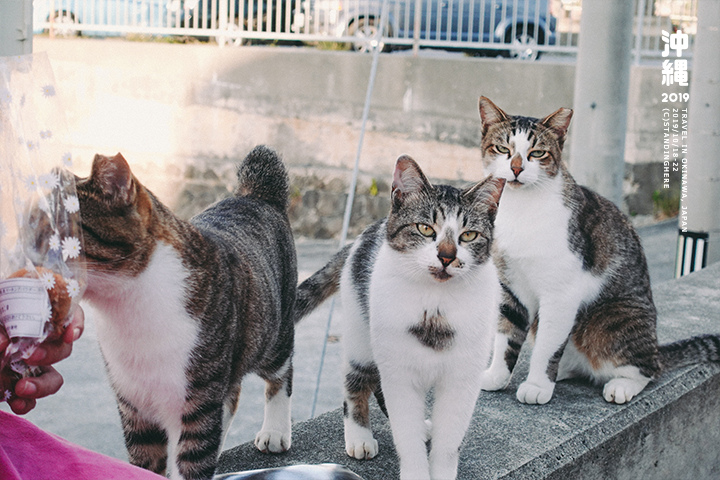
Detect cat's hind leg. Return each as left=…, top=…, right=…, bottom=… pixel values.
left=572, top=300, right=659, bottom=404
left=255, top=359, right=293, bottom=453
left=558, top=341, right=652, bottom=404
left=174, top=399, right=225, bottom=480
left=221, top=383, right=242, bottom=449
left=343, top=361, right=381, bottom=460
left=603, top=369, right=651, bottom=404
left=117, top=396, right=169, bottom=476
left=481, top=287, right=531, bottom=392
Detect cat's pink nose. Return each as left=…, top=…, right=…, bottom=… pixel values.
left=512, top=167, right=523, bottom=177
left=438, top=254, right=454, bottom=267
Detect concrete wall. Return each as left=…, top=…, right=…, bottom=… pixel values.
left=33, top=37, right=685, bottom=238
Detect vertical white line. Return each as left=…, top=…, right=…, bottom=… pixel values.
left=675, top=235, right=684, bottom=278
left=683, top=236, right=694, bottom=275
left=694, top=238, right=705, bottom=273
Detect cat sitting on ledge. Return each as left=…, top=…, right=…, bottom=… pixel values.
left=477, top=96, right=720, bottom=406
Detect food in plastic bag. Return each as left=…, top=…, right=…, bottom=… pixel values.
left=8, top=267, right=72, bottom=340
left=0, top=53, right=86, bottom=395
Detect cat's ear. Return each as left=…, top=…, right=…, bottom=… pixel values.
left=391, top=155, right=431, bottom=208
left=91, top=153, right=136, bottom=206
left=463, top=175, right=506, bottom=222
left=478, top=96, right=509, bottom=135
left=540, top=107, right=573, bottom=140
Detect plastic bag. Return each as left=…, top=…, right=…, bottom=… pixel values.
left=0, top=53, right=85, bottom=395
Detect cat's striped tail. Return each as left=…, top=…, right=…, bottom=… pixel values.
left=294, top=244, right=352, bottom=324
left=235, top=145, right=289, bottom=211
left=659, top=334, right=720, bottom=370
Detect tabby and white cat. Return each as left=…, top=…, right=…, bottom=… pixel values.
left=477, top=96, right=720, bottom=405
left=296, top=156, right=505, bottom=480
left=76, top=146, right=297, bottom=480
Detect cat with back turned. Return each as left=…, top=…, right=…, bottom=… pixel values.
left=478, top=96, right=720, bottom=405
left=296, top=156, right=505, bottom=480
left=76, top=146, right=297, bottom=480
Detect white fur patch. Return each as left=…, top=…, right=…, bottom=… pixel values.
left=360, top=241, right=499, bottom=479
left=85, top=242, right=199, bottom=479
left=491, top=174, right=606, bottom=405
left=255, top=358, right=292, bottom=454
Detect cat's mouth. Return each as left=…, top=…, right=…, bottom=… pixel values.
left=508, top=179, right=525, bottom=188
left=429, top=267, right=452, bottom=282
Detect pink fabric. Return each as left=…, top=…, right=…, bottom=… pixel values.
left=0, top=411, right=165, bottom=480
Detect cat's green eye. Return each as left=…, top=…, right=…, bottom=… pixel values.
left=459, top=231, right=479, bottom=243
left=529, top=150, right=546, bottom=158
left=494, top=145, right=510, bottom=155
left=417, top=224, right=435, bottom=238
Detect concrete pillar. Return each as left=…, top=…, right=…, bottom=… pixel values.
left=0, top=0, right=33, bottom=56
left=568, top=0, right=635, bottom=207
left=676, top=0, right=720, bottom=276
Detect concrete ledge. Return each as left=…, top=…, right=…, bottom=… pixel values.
left=216, top=263, right=720, bottom=479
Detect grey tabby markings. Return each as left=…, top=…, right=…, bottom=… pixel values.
left=408, top=310, right=456, bottom=351
left=294, top=155, right=504, bottom=472
left=479, top=96, right=720, bottom=403
left=343, top=361, right=385, bottom=428
left=77, top=146, right=297, bottom=479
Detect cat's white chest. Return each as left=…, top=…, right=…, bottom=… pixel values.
left=494, top=181, right=603, bottom=310
left=367, top=243, right=498, bottom=373
left=87, top=243, right=199, bottom=426
left=495, top=181, right=571, bottom=260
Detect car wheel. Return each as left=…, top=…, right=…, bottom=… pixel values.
left=348, top=17, right=391, bottom=53
left=49, top=11, right=80, bottom=38
left=506, top=27, right=541, bottom=61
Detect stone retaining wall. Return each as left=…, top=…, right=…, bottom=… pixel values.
left=34, top=37, right=686, bottom=238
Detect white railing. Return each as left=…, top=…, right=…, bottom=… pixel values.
left=33, top=0, right=697, bottom=60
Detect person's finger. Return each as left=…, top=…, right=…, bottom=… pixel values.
left=14, top=366, right=64, bottom=400
left=26, top=307, right=84, bottom=366
left=8, top=396, right=37, bottom=415
left=62, top=307, right=85, bottom=345
left=0, top=330, right=8, bottom=352
left=26, top=339, right=73, bottom=366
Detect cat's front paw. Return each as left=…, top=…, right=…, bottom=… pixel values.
left=603, top=378, right=646, bottom=404
left=479, top=367, right=511, bottom=391
left=516, top=380, right=555, bottom=404
left=345, top=429, right=378, bottom=460
left=254, top=429, right=291, bottom=453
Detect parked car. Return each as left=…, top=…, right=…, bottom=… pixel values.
left=180, top=0, right=298, bottom=45
left=33, top=0, right=174, bottom=37
left=295, top=0, right=556, bottom=59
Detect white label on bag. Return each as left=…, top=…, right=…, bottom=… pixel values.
left=0, top=278, right=51, bottom=339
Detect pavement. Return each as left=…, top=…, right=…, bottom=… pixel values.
left=0, top=219, right=682, bottom=463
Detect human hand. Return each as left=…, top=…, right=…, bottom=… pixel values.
left=1, top=307, right=85, bottom=415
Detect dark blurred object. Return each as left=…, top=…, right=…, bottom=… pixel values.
left=213, top=463, right=365, bottom=480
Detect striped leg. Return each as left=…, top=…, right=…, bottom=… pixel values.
left=221, top=383, right=242, bottom=448
left=117, top=396, right=168, bottom=476
left=175, top=399, right=225, bottom=480
left=343, top=361, right=381, bottom=460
